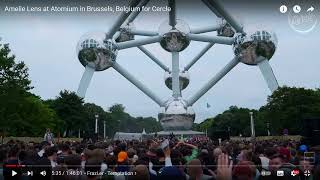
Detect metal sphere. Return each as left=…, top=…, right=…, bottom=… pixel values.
left=158, top=98, right=195, bottom=130
left=115, top=23, right=135, bottom=43
left=233, top=30, right=277, bottom=65
left=217, top=18, right=235, bottom=37
left=159, top=19, right=191, bottom=52
left=164, top=71, right=190, bottom=90
left=77, top=31, right=118, bottom=71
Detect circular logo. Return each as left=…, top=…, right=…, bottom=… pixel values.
left=288, top=5, right=318, bottom=34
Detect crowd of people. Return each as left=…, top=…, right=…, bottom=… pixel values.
left=1, top=133, right=320, bottom=180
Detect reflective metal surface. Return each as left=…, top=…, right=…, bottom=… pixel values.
left=115, top=23, right=135, bottom=43
left=158, top=99, right=195, bottom=130
left=233, top=30, right=277, bottom=65
left=160, top=29, right=190, bottom=52
left=217, top=18, right=235, bottom=37
left=159, top=19, right=191, bottom=52
left=77, top=31, right=118, bottom=71
left=164, top=71, right=190, bottom=90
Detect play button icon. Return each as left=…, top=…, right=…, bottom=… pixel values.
left=12, top=170, right=17, bottom=176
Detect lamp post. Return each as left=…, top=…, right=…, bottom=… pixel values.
left=249, top=112, right=255, bottom=139
left=95, top=114, right=99, bottom=134
left=267, top=122, right=270, bottom=136
left=103, top=120, right=106, bottom=139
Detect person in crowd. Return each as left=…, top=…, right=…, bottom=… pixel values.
left=85, top=158, right=101, bottom=180
left=268, top=154, right=285, bottom=175
left=117, top=150, right=129, bottom=173
left=187, top=159, right=213, bottom=180
left=232, top=161, right=256, bottom=180
left=299, top=159, right=314, bottom=180
left=46, top=146, right=58, bottom=168
left=56, top=143, right=71, bottom=165
left=37, top=141, right=50, bottom=158
left=0, top=148, right=6, bottom=180
left=64, top=154, right=86, bottom=180
left=129, top=165, right=150, bottom=180
left=34, top=154, right=52, bottom=180
left=44, top=128, right=54, bottom=144
left=1, top=137, right=320, bottom=180
left=174, top=141, right=199, bottom=163
left=213, top=148, right=222, bottom=159
left=3, top=145, right=21, bottom=180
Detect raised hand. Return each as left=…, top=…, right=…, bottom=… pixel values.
left=216, top=153, right=233, bottom=180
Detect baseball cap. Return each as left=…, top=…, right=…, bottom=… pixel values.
left=299, top=145, right=308, bottom=152
left=118, top=151, right=128, bottom=163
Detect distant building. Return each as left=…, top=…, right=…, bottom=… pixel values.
left=113, top=132, right=142, bottom=141
left=113, top=130, right=205, bottom=140
left=152, top=130, right=205, bottom=137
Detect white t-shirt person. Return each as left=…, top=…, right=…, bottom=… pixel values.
left=44, top=128, right=54, bottom=144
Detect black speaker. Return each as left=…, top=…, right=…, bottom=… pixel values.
left=302, top=118, right=320, bottom=145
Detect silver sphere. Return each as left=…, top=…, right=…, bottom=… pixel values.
left=164, top=71, right=190, bottom=90
left=159, top=19, right=191, bottom=52
left=77, top=31, right=118, bottom=71
left=158, top=98, right=195, bottom=130
left=115, top=23, right=135, bottom=43
left=217, top=18, right=235, bottom=37
left=233, top=30, right=277, bottom=65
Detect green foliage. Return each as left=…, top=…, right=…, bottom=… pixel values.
left=46, top=90, right=86, bottom=137
left=109, top=104, right=125, bottom=114
left=0, top=42, right=59, bottom=136
left=0, top=43, right=32, bottom=92
left=83, top=103, right=112, bottom=137
left=44, top=100, right=162, bottom=137
left=259, top=86, right=320, bottom=135
left=196, top=87, right=320, bottom=136
left=107, top=104, right=162, bottom=135
left=0, top=94, right=60, bottom=136
left=196, top=106, right=257, bottom=137
left=134, top=116, right=162, bottom=133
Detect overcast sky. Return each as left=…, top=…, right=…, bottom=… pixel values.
left=1, top=0, right=319, bottom=123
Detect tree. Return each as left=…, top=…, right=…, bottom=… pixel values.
left=108, top=104, right=128, bottom=132
left=0, top=93, right=60, bottom=136
left=0, top=43, right=32, bottom=93
left=259, top=86, right=320, bottom=135
left=196, top=106, right=255, bottom=137
left=109, top=104, right=125, bottom=114
left=0, top=42, right=59, bottom=136
left=83, top=103, right=114, bottom=137
left=196, top=87, right=320, bottom=137
left=107, top=104, right=162, bottom=134
left=135, top=116, right=162, bottom=133
left=47, top=90, right=87, bottom=137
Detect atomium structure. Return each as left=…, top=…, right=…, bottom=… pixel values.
left=75, top=0, right=279, bottom=131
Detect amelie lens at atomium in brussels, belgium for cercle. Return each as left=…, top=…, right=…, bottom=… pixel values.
left=4, top=5, right=171, bottom=13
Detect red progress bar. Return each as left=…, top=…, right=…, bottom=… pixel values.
left=5, top=164, right=25, bottom=168
left=5, top=164, right=17, bottom=168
